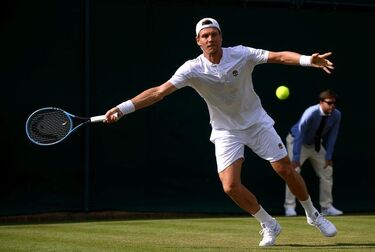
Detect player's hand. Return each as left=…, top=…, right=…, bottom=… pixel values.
left=104, top=107, right=123, bottom=123
left=311, top=52, right=334, bottom=74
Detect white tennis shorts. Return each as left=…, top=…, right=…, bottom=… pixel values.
left=210, top=124, right=287, bottom=172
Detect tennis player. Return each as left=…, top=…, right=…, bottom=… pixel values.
left=104, top=17, right=337, bottom=246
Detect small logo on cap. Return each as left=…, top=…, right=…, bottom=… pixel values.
left=232, top=70, right=239, bottom=76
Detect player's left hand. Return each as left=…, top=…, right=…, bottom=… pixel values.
left=311, top=52, right=334, bottom=74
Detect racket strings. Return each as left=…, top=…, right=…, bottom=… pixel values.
left=27, top=110, right=72, bottom=144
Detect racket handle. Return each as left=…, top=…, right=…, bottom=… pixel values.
left=90, top=112, right=118, bottom=123
left=90, top=115, right=106, bottom=123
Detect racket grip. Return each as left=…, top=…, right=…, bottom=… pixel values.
left=90, top=115, right=106, bottom=123
left=90, top=112, right=118, bottom=123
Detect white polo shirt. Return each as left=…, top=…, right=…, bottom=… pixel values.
left=169, top=45, right=274, bottom=130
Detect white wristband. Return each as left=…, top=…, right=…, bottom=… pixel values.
left=116, top=100, right=135, bottom=115
left=299, top=55, right=312, bottom=66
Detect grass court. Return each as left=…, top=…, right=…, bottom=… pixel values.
left=0, top=214, right=374, bottom=251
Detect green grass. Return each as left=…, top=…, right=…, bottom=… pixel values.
left=0, top=215, right=374, bottom=251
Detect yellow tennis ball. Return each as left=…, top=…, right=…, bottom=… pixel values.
left=276, top=86, right=290, bottom=100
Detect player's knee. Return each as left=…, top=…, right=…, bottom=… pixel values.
left=276, top=165, right=294, bottom=179
left=271, top=156, right=295, bottom=178
left=222, top=182, right=241, bottom=196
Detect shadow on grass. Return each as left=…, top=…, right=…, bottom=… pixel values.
left=280, top=242, right=375, bottom=248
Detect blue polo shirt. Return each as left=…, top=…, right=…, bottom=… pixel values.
left=290, top=104, right=341, bottom=162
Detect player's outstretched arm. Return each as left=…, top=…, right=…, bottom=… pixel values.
left=104, top=81, right=177, bottom=123
left=267, top=51, right=334, bottom=74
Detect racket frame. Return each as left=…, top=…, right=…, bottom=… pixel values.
left=25, top=107, right=104, bottom=146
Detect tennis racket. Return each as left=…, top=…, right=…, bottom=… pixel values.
left=25, top=107, right=107, bottom=146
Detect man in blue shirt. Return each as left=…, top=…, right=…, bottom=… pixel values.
left=284, top=89, right=343, bottom=216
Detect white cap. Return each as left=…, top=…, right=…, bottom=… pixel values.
left=195, top=17, right=221, bottom=37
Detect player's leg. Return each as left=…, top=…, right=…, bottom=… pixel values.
left=218, top=158, right=260, bottom=213
left=211, top=131, right=265, bottom=214
left=272, top=156, right=337, bottom=237
left=250, top=125, right=337, bottom=237
left=247, top=126, right=310, bottom=202
left=211, top=129, right=280, bottom=246
left=271, top=155, right=337, bottom=238
left=218, top=159, right=281, bottom=247
left=272, top=156, right=310, bottom=201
